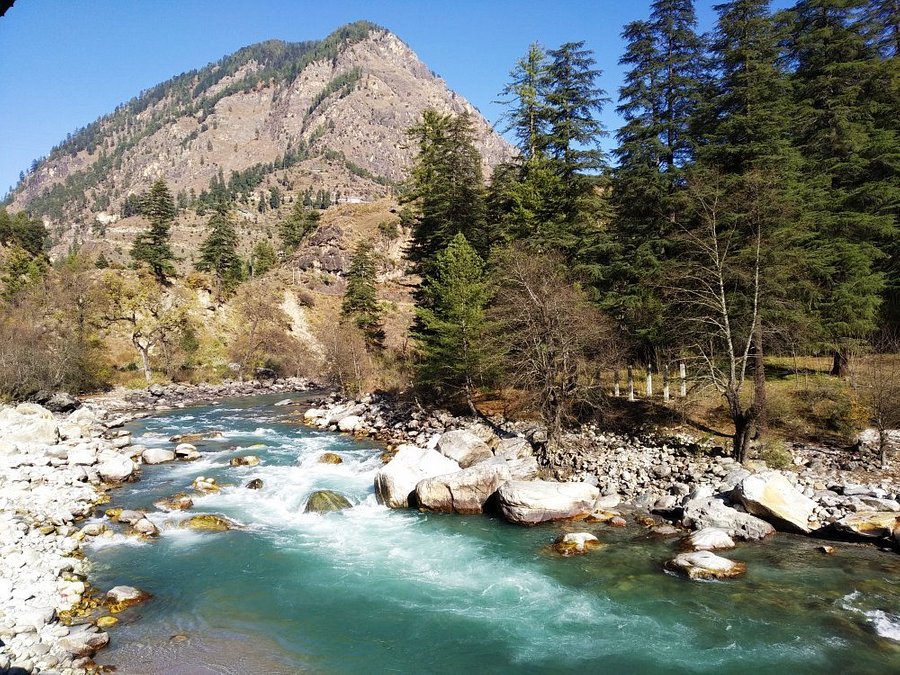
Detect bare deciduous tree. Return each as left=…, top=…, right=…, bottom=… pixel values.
left=853, top=333, right=900, bottom=469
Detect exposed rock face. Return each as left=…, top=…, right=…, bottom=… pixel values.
left=681, top=497, right=775, bottom=541
left=305, top=490, right=352, bottom=513
left=435, top=430, right=494, bottom=468
left=734, top=471, right=817, bottom=533
left=415, top=463, right=511, bottom=514
left=0, top=403, right=60, bottom=446
left=833, top=512, right=900, bottom=540
left=374, top=444, right=460, bottom=508
left=11, top=23, right=514, bottom=260
left=665, top=551, right=747, bottom=580
left=495, top=480, right=600, bottom=526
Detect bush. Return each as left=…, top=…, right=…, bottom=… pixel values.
left=757, top=439, right=793, bottom=469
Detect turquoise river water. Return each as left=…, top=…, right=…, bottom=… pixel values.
left=84, top=393, right=900, bottom=674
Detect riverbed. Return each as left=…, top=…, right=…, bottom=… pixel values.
left=85, top=394, right=900, bottom=674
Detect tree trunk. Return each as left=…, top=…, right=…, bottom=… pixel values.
left=733, top=414, right=753, bottom=464
left=752, top=322, right=767, bottom=442
left=831, top=349, right=849, bottom=377
left=138, top=346, right=151, bottom=385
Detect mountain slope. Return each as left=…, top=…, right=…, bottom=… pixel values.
left=7, top=21, right=513, bottom=253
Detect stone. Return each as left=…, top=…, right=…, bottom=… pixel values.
left=180, top=514, right=237, bottom=531
left=58, top=624, right=109, bottom=657
left=304, top=490, right=352, bottom=513
left=96, top=616, right=118, bottom=629
left=245, top=478, right=264, bottom=490
left=106, top=585, right=151, bottom=611
left=337, top=415, right=364, bottom=432
left=132, top=518, right=159, bottom=537
left=494, top=437, right=533, bottom=460
left=682, top=497, right=775, bottom=541
left=142, top=447, right=176, bottom=464
left=192, top=476, right=220, bottom=493
left=174, top=443, right=201, bottom=460
left=683, top=527, right=735, bottom=552
left=303, top=407, right=326, bottom=420
left=734, top=471, right=816, bottom=533
left=154, top=493, right=194, bottom=511
left=833, top=512, right=900, bottom=540
left=0, top=404, right=59, bottom=446
left=113, top=509, right=144, bottom=525
left=318, top=452, right=343, bottom=465
left=552, top=532, right=602, bottom=556
left=35, top=391, right=82, bottom=413
left=665, top=551, right=747, bottom=581
left=415, top=463, right=511, bottom=514
left=495, top=480, right=600, bottom=526
left=97, top=453, right=136, bottom=482
left=229, top=455, right=261, bottom=467
left=374, top=444, right=461, bottom=508
left=435, top=430, right=494, bottom=468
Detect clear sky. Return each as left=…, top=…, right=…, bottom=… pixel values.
left=0, top=0, right=791, bottom=196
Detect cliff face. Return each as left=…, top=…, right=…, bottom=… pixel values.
left=9, top=22, right=513, bottom=254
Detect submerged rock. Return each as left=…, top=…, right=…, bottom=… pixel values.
left=318, top=452, right=344, bottom=465
left=304, top=490, right=352, bottom=513
left=665, top=551, right=747, bottom=581
left=496, top=480, right=599, bottom=526
left=374, top=444, right=461, bottom=508
left=229, top=455, right=261, bottom=467
left=154, top=493, right=194, bottom=511
left=180, top=514, right=237, bottom=531
left=734, top=471, right=816, bottom=533
left=553, top=532, right=602, bottom=556
left=435, top=430, right=494, bottom=468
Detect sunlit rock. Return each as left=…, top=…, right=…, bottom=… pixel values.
left=496, top=480, right=599, bottom=526
left=304, top=490, right=352, bottom=513
left=665, top=551, right=747, bottom=581
left=374, top=444, right=460, bottom=508
left=552, top=532, right=602, bottom=556
left=734, top=471, right=817, bottom=533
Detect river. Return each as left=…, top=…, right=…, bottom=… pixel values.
left=83, top=393, right=900, bottom=674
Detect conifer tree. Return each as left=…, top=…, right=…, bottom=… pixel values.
left=785, top=0, right=897, bottom=373
left=130, top=178, right=176, bottom=284
left=404, top=110, right=487, bottom=273
left=414, top=233, right=490, bottom=408
left=250, top=240, right=278, bottom=277
left=195, top=202, right=244, bottom=298
left=279, top=201, right=321, bottom=252
left=341, top=241, right=385, bottom=350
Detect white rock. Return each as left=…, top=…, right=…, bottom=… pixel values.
left=337, top=415, right=363, bottom=432
left=435, top=430, right=494, bottom=468
left=0, top=404, right=59, bottom=446
left=415, top=463, right=511, bottom=514
left=665, top=551, right=747, bottom=580
left=141, top=447, right=176, bottom=464
left=495, top=480, right=600, bottom=526
left=684, top=527, right=735, bottom=551
left=374, top=445, right=460, bottom=508
left=97, top=453, right=136, bottom=482
left=735, top=471, right=817, bottom=533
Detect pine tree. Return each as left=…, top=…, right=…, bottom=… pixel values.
left=195, top=202, right=244, bottom=298
left=496, top=42, right=549, bottom=160
left=403, top=110, right=487, bottom=273
left=414, top=233, right=491, bottom=407
left=279, top=201, right=321, bottom=252
left=607, top=0, right=705, bottom=355
left=250, top=240, right=278, bottom=277
left=786, top=0, right=897, bottom=373
left=130, top=178, right=176, bottom=284
left=341, top=241, right=385, bottom=350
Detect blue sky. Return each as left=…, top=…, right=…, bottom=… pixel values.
left=0, top=0, right=791, bottom=195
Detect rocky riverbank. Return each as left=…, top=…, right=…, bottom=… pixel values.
left=0, top=377, right=317, bottom=674
left=302, top=392, right=900, bottom=551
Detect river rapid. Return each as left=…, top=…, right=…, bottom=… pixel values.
left=84, top=394, right=900, bottom=674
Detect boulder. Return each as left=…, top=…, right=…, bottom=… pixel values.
left=106, top=585, right=152, bottom=611
left=154, top=493, right=193, bottom=511
left=132, top=518, right=159, bottom=537
left=303, top=407, right=326, bottom=420
left=337, top=415, right=364, bottom=432
left=97, top=453, right=136, bottom=482
left=67, top=446, right=97, bottom=466
left=174, top=443, right=200, bottom=460
left=318, top=452, right=343, bottom=465
left=833, top=512, right=900, bottom=540
left=255, top=367, right=278, bottom=385
left=114, top=509, right=145, bottom=525
left=245, top=478, right=264, bottom=490
left=169, top=431, right=223, bottom=443
left=229, top=455, right=261, bottom=467
left=415, top=463, right=511, bottom=514
left=495, top=480, right=600, bottom=526
left=59, top=625, right=109, bottom=657
left=0, top=403, right=59, bottom=446
left=180, top=514, right=237, bottom=531
left=683, top=527, right=735, bottom=552
left=374, top=444, right=460, bottom=508
left=304, top=490, right=352, bottom=513
left=665, top=551, right=747, bottom=580
left=553, top=532, right=602, bottom=556
left=494, top=437, right=533, bottom=461
left=734, top=471, right=817, bottom=533
left=34, top=390, right=81, bottom=413
left=682, top=497, right=775, bottom=541
left=142, top=447, right=176, bottom=465
left=192, top=476, right=220, bottom=492
left=436, top=430, right=493, bottom=468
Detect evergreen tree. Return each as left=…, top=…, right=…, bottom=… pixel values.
left=785, top=0, right=897, bottom=373
left=195, top=202, right=244, bottom=298
left=496, top=42, right=549, bottom=160
left=250, top=240, right=278, bottom=277
left=279, top=201, right=321, bottom=252
left=403, top=110, right=487, bottom=273
left=414, top=233, right=491, bottom=407
left=130, top=178, right=176, bottom=284
left=341, top=241, right=385, bottom=350
left=607, top=0, right=705, bottom=355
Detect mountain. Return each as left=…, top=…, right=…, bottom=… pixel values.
left=6, top=21, right=513, bottom=257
